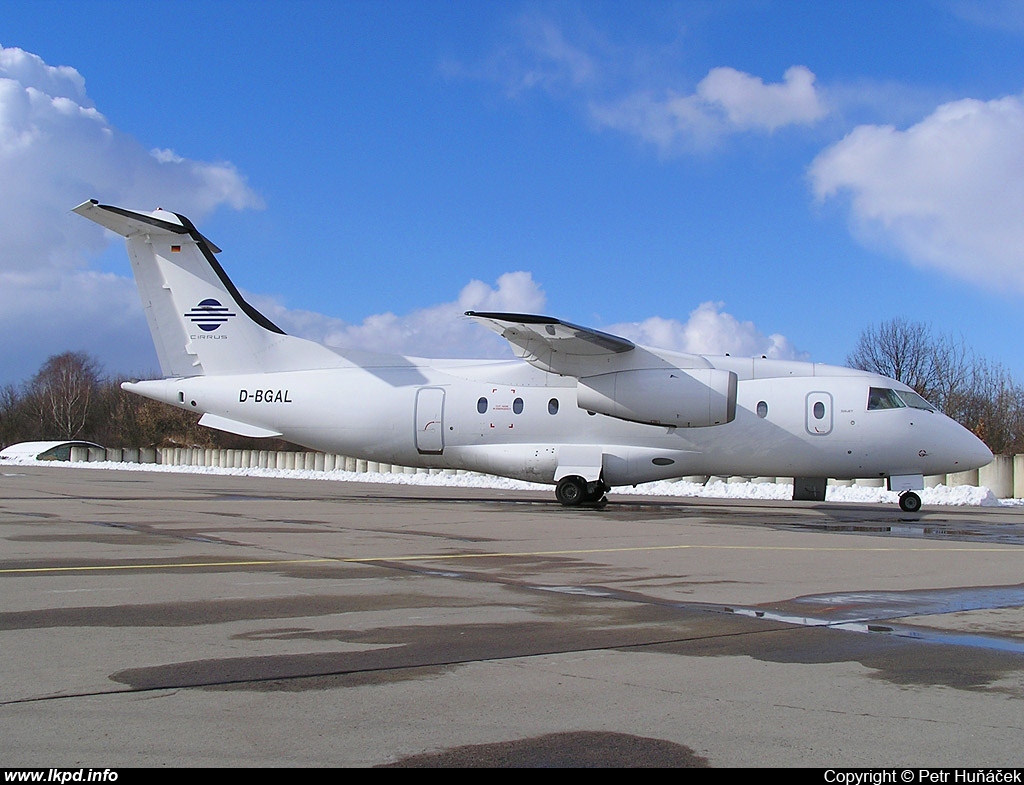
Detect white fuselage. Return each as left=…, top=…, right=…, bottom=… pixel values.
left=125, top=353, right=991, bottom=487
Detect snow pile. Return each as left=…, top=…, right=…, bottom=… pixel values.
left=3, top=456, right=1019, bottom=507
left=613, top=478, right=1004, bottom=506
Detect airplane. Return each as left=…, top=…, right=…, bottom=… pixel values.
left=74, top=199, right=993, bottom=513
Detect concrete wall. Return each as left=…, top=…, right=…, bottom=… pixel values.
left=68, top=448, right=1024, bottom=499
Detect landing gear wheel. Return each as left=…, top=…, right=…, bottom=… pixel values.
left=899, top=491, right=922, bottom=513
left=555, top=476, right=587, bottom=507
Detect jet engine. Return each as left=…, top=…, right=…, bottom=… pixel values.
left=576, top=368, right=737, bottom=427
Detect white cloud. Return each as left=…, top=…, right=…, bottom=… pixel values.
left=459, top=18, right=826, bottom=153
left=588, top=90, right=719, bottom=151
left=251, top=272, right=547, bottom=359
left=514, top=17, right=596, bottom=93
left=608, top=301, right=804, bottom=360
left=951, top=0, right=1024, bottom=33
left=0, top=45, right=87, bottom=104
left=0, top=44, right=264, bottom=385
left=256, top=285, right=802, bottom=365
left=445, top=14, right=599, bottom=98
left=590, top=65, right=827, bottom=152
left=0, top=268, right=162, bottom=383
left=809, top=93, right=1024, bottom=291
left=697, top=66, right=827, bottom=131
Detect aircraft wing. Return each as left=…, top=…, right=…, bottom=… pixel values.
left=465, top=311, right=635, bottom=376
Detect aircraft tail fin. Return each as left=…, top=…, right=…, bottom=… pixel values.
left=74, top=200, right=340, bottom=377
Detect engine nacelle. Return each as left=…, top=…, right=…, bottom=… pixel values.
left=577, top=368, right=737, bottom=427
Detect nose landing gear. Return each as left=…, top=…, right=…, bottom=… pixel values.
left=889, top=474, right=925, bottom=513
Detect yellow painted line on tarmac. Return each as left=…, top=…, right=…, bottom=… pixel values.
left=361, top=543, right=1024, bottom=561
left=0, top=558, right=337, bottom=574
left=1, top=541, right=1021, bottom=575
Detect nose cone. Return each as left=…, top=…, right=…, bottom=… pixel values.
left=959, top=430, right=994, bottom=471
left=946, top=423, right=995, bottom=472
left=926, top=414, right=992, bottom=474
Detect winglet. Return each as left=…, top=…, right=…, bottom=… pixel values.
left=465, top=311, right=634, bottom=376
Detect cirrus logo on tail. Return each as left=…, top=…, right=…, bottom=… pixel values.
left=184, top=299, right=236, bottom=332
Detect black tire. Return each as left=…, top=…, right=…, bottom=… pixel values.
left=584, top=481, right=608, bottom=504
left=555, top=476, right=586, bottom=507
left=899, top=491, right=922, bottom=513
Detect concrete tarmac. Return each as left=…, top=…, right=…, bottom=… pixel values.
left=2, top=464, right=1023, bottom=767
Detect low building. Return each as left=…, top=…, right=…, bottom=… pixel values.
left=0, top=441, right=103, bottom=462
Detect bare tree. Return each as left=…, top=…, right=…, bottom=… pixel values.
left=26, top=352, right=103, bottom=440
left=845, top=317, right=976, bottom=408
left=849, top=319, right=1024, bottom=453
left=928, top=334, right=975, bottom=415
left=948, top=359, right=1024, bottom=455
left=847, top=318, right=939, bottom=396
left=0, top=383, right=33, bottom=446
left=98, top=382, right=213, bottom=448
left=3, top=355, right=304, bottom=450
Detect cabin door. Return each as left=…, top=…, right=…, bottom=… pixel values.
left=415, top=387, right=445, bottom=454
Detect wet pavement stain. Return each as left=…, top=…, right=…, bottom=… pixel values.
left=109, top=614, right=700, bottom=691
left=644, top=619, right=1024, bottom=692
left=788, top=584, right=1024, bottom=620
left=0, top=590, right=451, bottom=630
left=782, top=514, right=1024, bottom=545
left=99, top=594, right=1024, bottom=696
left=724, top=584, right=1024, bottom=657
left=210, top=664, right=460, bottom=692
left=377, top=731, right=709, bottom=767
left=32, top=562, right=1012, bottom=696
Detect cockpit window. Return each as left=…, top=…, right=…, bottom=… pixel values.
left=867, top=387, right=904, bottom=410
left=897, top=390, right=936, bottom=411
left=867, top=387, right=936, bottom=412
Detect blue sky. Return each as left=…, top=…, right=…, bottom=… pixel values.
left=2, top=1, right=1023, bottom=387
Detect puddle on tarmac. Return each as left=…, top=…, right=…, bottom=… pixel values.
left=788, top=519, right=1024, bottom=545
left=725, top=584, right=1024, bottom=653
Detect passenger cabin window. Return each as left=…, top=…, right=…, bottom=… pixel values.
left=756, top=401, right=768, bottom=418
left=548, top=398, right=559, bottom=415
left=477, top=397, right=488, bottom=414
left=513, top=397, right=524, bottom=414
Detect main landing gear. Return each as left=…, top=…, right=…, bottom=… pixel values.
left=898, top=491, right=922, bottom=513
left=555, top=476, right=608, bottom=507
